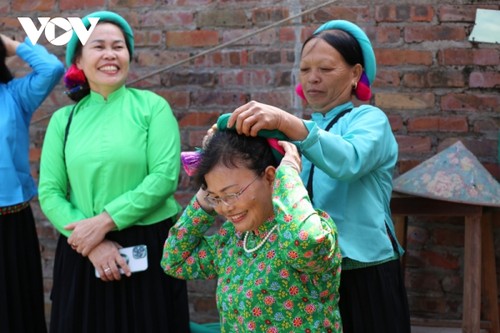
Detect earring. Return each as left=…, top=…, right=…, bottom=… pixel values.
left=352, top=81, right=358, bottom=90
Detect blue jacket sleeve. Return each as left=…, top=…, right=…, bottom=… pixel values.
left=10, top=39, right=64, bottom=115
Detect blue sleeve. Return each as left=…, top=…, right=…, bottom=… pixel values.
left=9, top=39, right=64, bottom=115
left=298, top=105, right=398, bottom=181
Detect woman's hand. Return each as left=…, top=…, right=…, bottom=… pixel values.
left=228, top=101, right=286, bottom=137
left=202, top=123, right=218, bottom=149
left=195, top=188, right=216, bottom=214
left=278, top=141, right=302, bottom=173
left=229, top=101, right=308, bottom=140
left=88, top=240, right=131, bottom=281
left=65, top=211, right=116, bottom=257
left=0, top=34, right=20, bottom=57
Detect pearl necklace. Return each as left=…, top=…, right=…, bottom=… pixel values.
left=243, top=225, right=278, bottom=253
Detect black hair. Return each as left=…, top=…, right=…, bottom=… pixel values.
left=0, top=37, right=14, bottom=84
left=193, top=131, right=278, bottom=189
left=302, top=29, right=364, bottom=68
left=66, top=19, right=132, bottom=102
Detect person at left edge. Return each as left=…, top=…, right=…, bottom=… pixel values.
left=0, top=33, right=63, bottom=333
left=38, top=11, right=190, bottom=333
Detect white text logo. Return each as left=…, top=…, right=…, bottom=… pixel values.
left=18, top=17, right=99, bottom=46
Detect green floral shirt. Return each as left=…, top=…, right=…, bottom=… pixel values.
left=162, top=165, right=342, bottom=333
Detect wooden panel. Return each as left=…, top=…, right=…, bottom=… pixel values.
left=391, top=197, right=482, bottom=216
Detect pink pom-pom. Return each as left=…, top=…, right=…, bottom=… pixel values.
left=295, top=83, right=306, bottom=100
left=181, top=151, right=202, bottom=176
left=355, top=81, right=371, bottom=101
left=266, top=138, right=285, bottom=155
left=63, top=64, right=86, bottom=89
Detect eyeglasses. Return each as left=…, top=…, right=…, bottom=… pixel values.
left=204, top=175, right=260, bottom=207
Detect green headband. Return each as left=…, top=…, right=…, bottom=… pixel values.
left=65, top=11, right=134, bottom=67
left=314, top=20, right=376, bottom=84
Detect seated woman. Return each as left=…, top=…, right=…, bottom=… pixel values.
left=162, top=128, right=342, bottom=332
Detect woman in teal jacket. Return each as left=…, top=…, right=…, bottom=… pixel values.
left=227, top=20, right=410, bottom=333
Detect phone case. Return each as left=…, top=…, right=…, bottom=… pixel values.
left=95, top=244, right=148, bottom=278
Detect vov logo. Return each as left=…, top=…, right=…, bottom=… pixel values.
left=18, top=17, right=100, bottom=46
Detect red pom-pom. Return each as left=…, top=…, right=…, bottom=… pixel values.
left=64, top=64, right=86, bottom=89
left=355, top=82, right=371, bottom=101
left=295, top=83, right=306, bottom=100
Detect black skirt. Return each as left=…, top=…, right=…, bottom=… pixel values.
left=339, top=259, right=411, bottom=333
left=0, top=204, right=47, bottom=333
left=49, top=218, right=190, bottom=333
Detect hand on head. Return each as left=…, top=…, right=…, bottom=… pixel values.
left=0, top=34, right=20, bottom=57
left=278, top=141, right=301, bottom=173
left=228, top=101, right=286, bottom=137
left=202, top=123, right=218, bottom=149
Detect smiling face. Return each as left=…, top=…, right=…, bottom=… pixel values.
left=299, top=38, right=361, bottom=113
left=75, top=22, right=130, bottom=98
left=204, top=164, right=275, bottom=233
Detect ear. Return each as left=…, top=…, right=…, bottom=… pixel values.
left=75, top=56, right=83, bottom=70
left=352, top=63, right=363, bottom=82
left=264, top=166, right=276, bottom=186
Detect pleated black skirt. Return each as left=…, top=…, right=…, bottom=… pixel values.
left=0, top=204, right=47, bottom=333
left=339, top=259, right=411, bottom=333
left=49, top=218, right=191, bottom=333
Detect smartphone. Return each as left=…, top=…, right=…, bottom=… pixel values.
left=95, top=244, right=148, bottom=278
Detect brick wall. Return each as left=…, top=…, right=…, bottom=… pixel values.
left=2, top=0, right=499, bottom=326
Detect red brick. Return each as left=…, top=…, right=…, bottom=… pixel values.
left=403, top=71, right=465, bottom=88
left=375, top=26, right=402, bottom=44
left=13, top=0, right=56, bottom=11
left=166, top=30, right=219, bottom=48
left=388, top=114, right=403, bottom=131
left=438, top=138, right=497, bottom=159
left=110, top=0, right=154, bottom=7
left=433, top=224, right=464, bottom=248
left=220, top=69, right=272, bottom=87
left=469, top=72, right=500, bottom=88
left=198, top=9, right=248, bottom=28
left=177, top=112, right=220, bottom=128
left=397, top=159, right=421, bottom=174
left=438, top=5, right=489, bottom=22
left=279, top=27, right=296, bottom=43
left=376, top=4, right=434, bottom=22
left=375, top=4, right=411, bottom=22
left=0, top=2, right=9, bottom=14
left=221, top=29, right=276, bottom=46
left=314, top=6, right=370, bottom=25
left=421, top=249, right=461, bottom=270
left=395, top=135, right=432, bottom=153
left=441, top=93, right=500, bottom=112
left=252, top=7, right=288, bottom=25
left=405, top=26, right=466, bottom=42
left=154, top=90, right=190, bottom=109
left=373, top=70, right=400, bottom=87
left=29, top=147, right=41, bottom=162
left=140, top=11, right=194, bottom=27
left=438, top=48, right=500, bottom=66
left=134, top=30, right=162, bottom=47
left=135, top=50, right=190, bottom=67
left=59, top=0, right=105, bottom=10
left=376, top=49, right=433, bottom=66
left=375, top=93, right=435, bottom=110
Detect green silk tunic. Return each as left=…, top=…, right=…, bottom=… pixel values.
left=39, top=86, right=181, bottom=236
left=162, top=166, right=342, bottom=333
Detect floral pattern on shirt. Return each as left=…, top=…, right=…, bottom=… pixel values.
left=162, top=165, right=342, bottom=332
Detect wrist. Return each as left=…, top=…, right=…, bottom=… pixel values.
left=99, top=211, right=116, bottom=232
